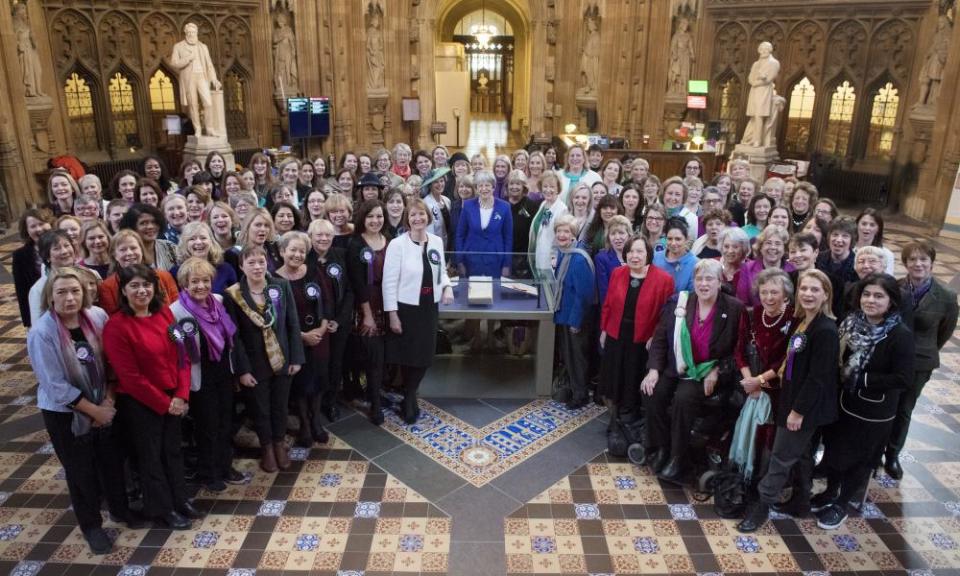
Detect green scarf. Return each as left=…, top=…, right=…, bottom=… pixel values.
left=673, top=291, right=718, bottom=381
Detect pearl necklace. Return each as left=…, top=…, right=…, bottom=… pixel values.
left=761, top=306, right=786, bottom=328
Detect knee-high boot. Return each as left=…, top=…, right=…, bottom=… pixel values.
left=309, top=395, right=330, bottom=444
left=402, top=380, right=420, bottom=425
left=295, top=398, right=313, bottom=448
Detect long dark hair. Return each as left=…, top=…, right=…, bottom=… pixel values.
left=856, top=207, right=885, bottom=247
left=117, top=263, right=163, bottom=315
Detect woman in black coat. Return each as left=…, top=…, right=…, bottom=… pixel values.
left=814, top=273, right=913, bottom=530
left=13, top=208, right=54, bottom=327
left=739, top=269, right=839, bottom=533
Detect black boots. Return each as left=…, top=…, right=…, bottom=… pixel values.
left=309, top=396, right=330, bottom=444
left=295, top=398, right=313, bottom=448
left=884, top=451, right=903, bottom=480
left=402, top=383, right=420, bottom=425
left=737, top=502, right=770, bottom=533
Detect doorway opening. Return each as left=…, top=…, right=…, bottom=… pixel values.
left=452, top=10, right=515, bottom=123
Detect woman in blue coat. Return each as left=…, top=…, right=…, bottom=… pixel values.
left=455, top=169, right=513, bottom=277
left=553, top=214, right=597, bottom=410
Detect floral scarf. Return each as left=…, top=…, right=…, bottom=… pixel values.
left=838, top=310, right=901, bottom=390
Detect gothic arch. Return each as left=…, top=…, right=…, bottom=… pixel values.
left=712, top=22, right=749, bottom=79
left=219, top=16, right=253, bottom=73
left=141, top=12, right=180, bottom=72
left=825, top=20, right=868, bottom=84
left=104, top=64, right=145, bottom=149
left=751, top=20, right=785, bottom=54
left=61, top=62, right=105, bottom=154
left=784, top=20, right=824, bottom=83
left=97, top=11, right=141, bottom=72
left=866, top=19, right=915, bottom=86
left=48, top=9, right=98, bottom=76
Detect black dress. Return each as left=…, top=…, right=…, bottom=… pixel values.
left=289, top=275, right=331, bottom=397
left=598, top=278, right=647, bottom=413
left=385, top=244, right=438, bottom=368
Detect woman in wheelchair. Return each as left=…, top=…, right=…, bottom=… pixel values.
left=639, top=258, right=746, bottom=484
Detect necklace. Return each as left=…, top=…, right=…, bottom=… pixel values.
left=761, top=306, right=785, bottom=328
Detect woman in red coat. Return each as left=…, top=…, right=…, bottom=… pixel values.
left=103, top=264, right=199, bottom=530
left=598, top=235, right=674, bottom=423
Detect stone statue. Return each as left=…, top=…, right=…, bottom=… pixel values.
left=742, top=42, right=780, bottom=147
left=273, top=11, right=299, bottom=97
left=667, top=18, right=694, bottom=95
left=365, top=2, right=386, bottom=91
left=170, top=23, right=222, bottom=137
left=915, top=15, right=952, bottom=108
left=13, top=4, right=45, bottom=98
left=761, top=92, right=786, bottom=147
left=579, top=6, right=601, bottom=96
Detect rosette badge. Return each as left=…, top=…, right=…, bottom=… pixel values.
left=327, top=263, right=342, bottom=279
left=361, top=248, right=374, bottom=264
left=179, top=318, right=199, bottom=338
left=75, top=342, right=94, bottom=364
left=267, top=287, right=282, bottom=302
left=428, top=249, right=441, bottom=266
left=305, top=282, right=321, bottom=300
left=168, top=323, right=186, bottom=343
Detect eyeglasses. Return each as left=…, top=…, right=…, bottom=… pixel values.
left=645, top=216, right=664, bottom=222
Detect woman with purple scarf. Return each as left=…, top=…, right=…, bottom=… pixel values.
left=171, top=257, right=241, bottom=492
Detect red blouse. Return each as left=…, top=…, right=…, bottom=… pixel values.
left=735, top=305, right=794, bottom=388
left=103, top=306, right=191, bottom=415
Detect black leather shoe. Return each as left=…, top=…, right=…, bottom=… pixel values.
left=648, top=449, right=669, bottom=473
left=626, top=443, right=646, bottom=466
left=565, top=397, right=588, bottom=410
left=109, top=510, right=148, bottom=530
left=657, top=457, right=685, bottom=485
left=369, top=409, right=385, bottom=426
left=884, top=455, right=903, bottom=480
left=736, top=502, right=769, bottom=533
left=224, top=467, right=246, bottom=484
left=156, top=511, right=191, bottom=530
left=810, top=488, right=839, bottom=513
left=324, top=403, right=341, bottom=423
left=176, top=501, right=204, bottom=520
left=771, top=496, right=810, bottom=518
left=83, top=527, right=113, bottom=555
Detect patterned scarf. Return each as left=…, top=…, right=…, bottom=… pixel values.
left=905, top=277, right=933, bottom=310
left=226, top=284, right=286, bottom=373
left=838, top=310, right=901, bottom=389
left=54, top=310, right=106, bottom=436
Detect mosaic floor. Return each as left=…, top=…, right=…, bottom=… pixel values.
left=0, top=215, right=958, bottom=575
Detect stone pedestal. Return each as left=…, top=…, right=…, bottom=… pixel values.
left=25, top=95, right=54, bottom=163
left=367, top=89, right=389, bottom=147
left=575, top=95, right=597, bottom=133
left=903, top=107, right=936, bottom=220
left=731, top=144, right=779, bottom=182
left=663, top=94, right=687, bottom=142
left=183, top=135, right=235, bottom=172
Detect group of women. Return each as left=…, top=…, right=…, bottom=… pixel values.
left=20, top=143, right=958, bottom=554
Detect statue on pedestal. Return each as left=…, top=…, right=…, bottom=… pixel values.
left=668, top=18, right=694, bottom=95
left=741, top=42, right=780, bottom=147
left=915, top=15, right=952, bottom=108
left=365, top=2, right=386, bottom=92
left=273, top=11, right=299, bottom=97
left=169, top=23, right=222, bottom=138
left=13, top=4, right=46, bottom=98
left=578, top=6, right=601, bottom=97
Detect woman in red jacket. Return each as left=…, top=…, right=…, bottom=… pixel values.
left=598, top=235, right=674, bottom=423
left=103, top=264, right=200, bottom=530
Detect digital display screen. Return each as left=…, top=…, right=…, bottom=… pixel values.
left=688, top=80, right=709, bottom=95
left=687, top=95, right=707, bottom=109
left=287, top=98, right=310, bottom=139
left=310, top=98, right=331, bottom=137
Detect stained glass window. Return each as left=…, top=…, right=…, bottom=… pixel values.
left=149, top=69, right=176, bottom=112
left=64, top=72, right=98, bottom=151
left=867, top=82, right=899, bottom=160
left=823, top=80, right=856, bottom=157
left=785, top=77, right=816, bottom=155
left=224, top=69, right=249, bottom=139
left=108, top=72, right=138, bottom=148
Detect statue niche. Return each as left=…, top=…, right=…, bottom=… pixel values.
left=12, top=4, right=46, bottom=98
left=365, top=1, right=386, bottom=93
left=578, top=5, right=601, bottom=97
left=273, top=10, right=300, bottom=98
left=668, top=18, right=694, bottom=95
left=915, top=15, right=953, bottom=109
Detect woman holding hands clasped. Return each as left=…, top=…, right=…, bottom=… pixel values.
left=225, top=245, right=304, bottom=473
left=383, top=198, right=453, bottom=424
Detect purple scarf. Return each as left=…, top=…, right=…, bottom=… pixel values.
left=178, top=291, right=237, bottom=362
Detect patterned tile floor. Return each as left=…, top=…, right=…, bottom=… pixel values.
left=0, top=215, right=958, bottom=576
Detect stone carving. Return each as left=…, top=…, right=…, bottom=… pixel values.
left=12, top=4, right=45, bottom=98
left=365, top=1, right=386, bottom=92
left=915, top=15, right=952, bottom=107
left=578, top=5, right=601, bottom=97
left=668, top=18, right=695, bottom=95
left=785, top=21, right=823, bottom=80
left=546, top=18, right=557, bottom=45
left=273, top=11, right=300, bottom=97
left=761, top=91, right=786, bottom=147
left=170, top=23, right=223, bottom=137
left=49, top=10, right=96, bottom=73
left=752, top=21, right=785, bottom=54
left=868, top=20, right=914, bottom=82
left=142, top=13, right=179, bottom=71
left=824, top=20, right=867, bottom=82
left=673, top=0, right=699, bottom=18
left=713, top=22, right=748, bottom=77
left=741, top=42, right=780, bottom=147
left=99, top=12, right=140, bottom=71
left=219, top=17, right=253, bottom=72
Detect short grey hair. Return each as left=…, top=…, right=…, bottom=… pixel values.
left=719, top=226, right=750, bottom=259
left=754, top=268, right=794, bottom=302
left=473, top=169, right=496, bottom=188
left=694, top=258, right=723, bottom=279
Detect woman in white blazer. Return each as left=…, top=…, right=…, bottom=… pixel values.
left=383, top=198, right=454, bottom=424
left=557, top=144, right=602, bottom=204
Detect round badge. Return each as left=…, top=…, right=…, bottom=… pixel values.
left=428, top=249, right=441, bottom=266
left=304, top=314, right=316, bottom=327
left=361, top=248, right=374, bottom=264
left=305, top=282, right=321, bottom=300
left=267, top=287, right=281, bottom=301
left=179, top=318, right=198, bottom=337
left=327, top=264, right=342, bottom=279
left=75, top=343, right=92, bottom=363
left=630, top=279, right=640, bottom=288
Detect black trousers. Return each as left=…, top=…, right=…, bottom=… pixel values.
left=43, top=410, right=131, bottom=531
left=361, top=334, right=386, bottom=406
left=118, top=395, right=187, bottom=518
left=645, top=375, right=707, bottom=463
left=190, top=376, right=235, bottom=483
left=758, top=425, right=816, bottom=505
left=400, top=365, right=429, bottom=393
left=558, top=326, right=590, bottom=403
left=325, top=327, right=352, bottom=405
left=241, top=374, right=292, bottom=445
left=887, top=370, right=933, bottom=456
